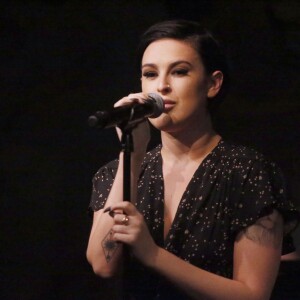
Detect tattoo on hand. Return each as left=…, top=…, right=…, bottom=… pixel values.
left=101, top=229, right=119, bottom=263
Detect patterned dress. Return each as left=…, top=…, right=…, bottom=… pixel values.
left=89, top=139, right=299, bottom=299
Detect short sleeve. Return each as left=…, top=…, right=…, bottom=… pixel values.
left=88, top=159, right=119, bottom=214
left=230, top=158, right=300, bottom=254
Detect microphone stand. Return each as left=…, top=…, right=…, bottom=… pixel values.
left=119, top=121, right=135, bottom=300
left=120, top=125, right=132, bottom=204
left=89, top=105, right=145, bottom=299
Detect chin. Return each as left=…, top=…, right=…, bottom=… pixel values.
left=150, top=120, right=188, bottom=135
left=149, top=114, right=174, bottom=131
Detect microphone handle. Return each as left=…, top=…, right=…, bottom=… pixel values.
left=88, top=102, right=154, bottom=129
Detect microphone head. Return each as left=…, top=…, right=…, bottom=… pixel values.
left=147, top=93, right=164, bottom=118
left=88, top=115, right=98, bottom=127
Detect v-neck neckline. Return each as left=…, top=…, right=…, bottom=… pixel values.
left=161, top=139, right=223, bottom=244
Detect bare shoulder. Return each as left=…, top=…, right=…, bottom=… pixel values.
left=238, top=209, right=284, bottom=249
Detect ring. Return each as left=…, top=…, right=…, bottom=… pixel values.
left=121, top=216, right=129, bottom=225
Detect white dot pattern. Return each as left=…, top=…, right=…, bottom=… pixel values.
left=89, top=140, right=299, bottom=298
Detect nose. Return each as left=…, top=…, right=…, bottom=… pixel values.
left=157, top=78, right=171, bottom=94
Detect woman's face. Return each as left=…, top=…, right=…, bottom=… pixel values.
left=141, top=38, right=215, bottom=133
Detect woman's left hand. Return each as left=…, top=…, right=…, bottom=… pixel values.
left=108, top=201, right=158, bottom=266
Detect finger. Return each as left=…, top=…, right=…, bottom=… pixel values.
left=114, top=93, right=149, bottom=108
left=111, top=202, right=136, bottom=216
left=112, top=224, right=129, bottom=234
left=103, top=206, right=123, bottom=218
left=113, top=232, right=134, bottom=245
left=127, top=93, right=149, bottom=103
left=114, top=214, right=130, bottom=226
left=114, top=96, right=138, bottom=108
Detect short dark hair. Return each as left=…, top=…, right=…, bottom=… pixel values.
left=137, top=19, right=230, bottom=113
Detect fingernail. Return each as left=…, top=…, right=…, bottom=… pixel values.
left=104, top=207, right=111, bottom=213
left=109, top=210, right=115, bottom=217
left=104, top=206, right=115, bottom=217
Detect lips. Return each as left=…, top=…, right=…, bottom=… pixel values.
left=163, top=99, right=176, bottom=111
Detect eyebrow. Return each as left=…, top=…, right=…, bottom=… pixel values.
left=141, top=60, right=193, bottom=70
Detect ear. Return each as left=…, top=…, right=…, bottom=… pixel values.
left=207, top=71, right=223, bottom=98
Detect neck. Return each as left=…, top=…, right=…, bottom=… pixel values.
left=162, top=132, right=220, bottom=162
left=161, top=109, right=221, bottom=163
left=160, top=119, right=221, bottom=163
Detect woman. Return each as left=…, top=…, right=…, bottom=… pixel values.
left=86, top=20, right=299, bottom=299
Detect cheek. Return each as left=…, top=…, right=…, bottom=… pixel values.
left=141, top=80, right=155, bottom=93
left=178, top=80, right=207, bottom=106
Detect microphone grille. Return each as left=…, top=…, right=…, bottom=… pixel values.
left=147, top=93, right=164, bottom=118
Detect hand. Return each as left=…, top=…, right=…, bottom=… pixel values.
left=114, top=93, right=151, bottom=157
left=108, top=201, right=158, bottom=266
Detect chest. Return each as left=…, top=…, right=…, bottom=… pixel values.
left=136, top=156, right=239, bottom=276
left=163, top=162, right=201, bottom=238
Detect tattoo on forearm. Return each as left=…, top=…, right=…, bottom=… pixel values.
left=101, top=229, right=119, bottom=262
left=243, top=212, right=283, bottom=248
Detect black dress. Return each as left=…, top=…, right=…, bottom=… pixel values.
left=89, top=139, right=299, bottom=299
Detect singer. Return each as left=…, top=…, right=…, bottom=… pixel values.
left=86, top=20, right=300, bottom=299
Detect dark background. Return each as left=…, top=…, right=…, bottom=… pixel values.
left=1, top=0, right=300, bottom=299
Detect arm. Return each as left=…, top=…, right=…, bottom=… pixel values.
left=86, top=151, right=147, bottom=278
left=111, top=204, right=283, bottom=300
left=86, top=93, right=151, bottom=278
left=86, top=152, right=126, bottom=278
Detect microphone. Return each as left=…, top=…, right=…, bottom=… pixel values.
left=88, top=93, right=164, bottom=129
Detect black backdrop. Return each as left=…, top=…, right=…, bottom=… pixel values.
left=1, top=1, right=300, bottom=299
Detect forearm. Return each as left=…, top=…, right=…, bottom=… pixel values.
left=86, top=152, right=143, bottom=277
left=86, top=162, right=124, bottom=277
left=147, top=247, right=269, bottom=300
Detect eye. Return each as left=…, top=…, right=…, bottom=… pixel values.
left=142, top=71, right=157, bottom=79
left=173, top=68, right=189, bottom=76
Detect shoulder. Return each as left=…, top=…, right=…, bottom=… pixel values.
left=93, top=144, right=162, bottom=181
left=93, top=159, right=119, bottom=182
left=217, top=140, right=280, bottom=173
left=141, top=144, right=162, bottom=166
left=144, top=144, right=162, bottom=159
left=218, top=140, right=266, bottom=162
left=237, top=209, right=284, bottom=248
